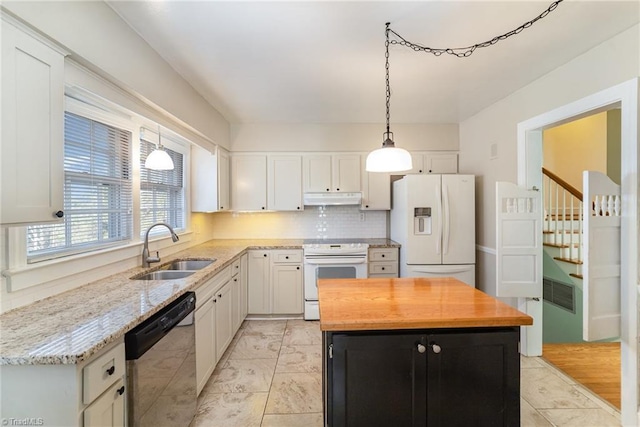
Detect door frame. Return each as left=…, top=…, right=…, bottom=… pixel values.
left=516, top=78, right=638, bottom=425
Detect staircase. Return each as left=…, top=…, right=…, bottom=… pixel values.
left=542, top=168, right=583, bottom=286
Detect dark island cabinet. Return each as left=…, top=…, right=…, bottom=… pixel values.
left=324, top=327, right=520, bottom=427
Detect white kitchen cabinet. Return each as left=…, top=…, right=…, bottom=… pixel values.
left=268, top=155, right=303, bottom=211
left=231, top=154, right=267, bottom=211
left=83, top=379, right=126, bottom=427
left=195, top=298, right=215, bottom=395
left=271, top=264, right=303, bottom=314
left=230, top=255, right=248, bottom=331
left=408, top=152, right=458, bottom=174
left=218, top=148, right=231, bottom=211
left=303, top=154, right=361, bottom=193
left=248, top=251, right=271, bottom=314
left=240, top=253, right=249, bottom=320
left=368, top=247, right=399, bottom=278
left=194, top=266, right=232, bottom=395
left=191, top=145, right=231, bottom=212
left=214, top=281, right=233, bottom=360
left=0, top=339, right=125, bottom=426
left=248, top=249, right=303, bottom=315
left=360, top=155, right=391, bottom=210
left=1, top=17, right=66, bottom=225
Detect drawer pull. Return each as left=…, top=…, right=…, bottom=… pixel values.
left=381, top=254, right=385, bottom=258
left=117, top=386, right=125, bottom=396
left=106, top=366, right=115, bottom=376
left=285, top=256, right=289, bottom=259
left=296, top=266, right=300, bottom=270
left=381, top=267, right=385, bottom=271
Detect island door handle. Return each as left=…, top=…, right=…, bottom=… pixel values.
left=417, top=344, right=426, bottom=354
left=431, top=344, right=442, bottom=354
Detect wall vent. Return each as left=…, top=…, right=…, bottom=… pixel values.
left=543, top=277, right=575, bottom=313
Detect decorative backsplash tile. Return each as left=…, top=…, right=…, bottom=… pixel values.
left=209, top=206, right=388, bottom=239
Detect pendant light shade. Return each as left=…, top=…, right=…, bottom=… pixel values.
left=144, top=125, right=175, bottom=171
left=366, top=132, right=412, bottom=172
left=144, top=147, right=174, bottom=170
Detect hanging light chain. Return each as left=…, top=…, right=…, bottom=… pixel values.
left=387, top=0, right=564, bottom=58
left=385, top=22, right=391, bottom=136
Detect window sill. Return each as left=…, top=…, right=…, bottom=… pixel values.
left=2, top=232, right=193, bottom=292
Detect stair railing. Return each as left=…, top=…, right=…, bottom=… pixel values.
left=542, top=167, right=583, bottom=262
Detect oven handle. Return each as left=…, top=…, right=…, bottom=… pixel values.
left=304, top=257, right=367, bottom=265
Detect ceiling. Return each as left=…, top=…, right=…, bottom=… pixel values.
left=107, top=1, right=639, bottom=125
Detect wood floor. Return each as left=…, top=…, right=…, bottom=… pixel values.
left=542, top=342, right=621, bottom=409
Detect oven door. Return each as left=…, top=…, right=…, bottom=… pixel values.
left=303, top=260, right=367, bottom=320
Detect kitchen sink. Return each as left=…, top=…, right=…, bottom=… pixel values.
left=161, top=259, right=215, bottom=271
left=132, top=270, right=195, bottom=281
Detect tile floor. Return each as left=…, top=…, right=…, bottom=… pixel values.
left=191, top=320, right=621, bottom=427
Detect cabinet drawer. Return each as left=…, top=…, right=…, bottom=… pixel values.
left=196, top=266, right=231, bottom=308
left=369, top=262, right=398, bottom=275
left=271, top=250, right=302, bottom=263
left=83, top=342, right=125, bottom=404
left=231, top=258, right=241, bottom=277
left=369, top=248, right=398, bottom=262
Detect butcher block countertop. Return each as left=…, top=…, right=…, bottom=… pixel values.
left=318, top=277, right=533, bottom=332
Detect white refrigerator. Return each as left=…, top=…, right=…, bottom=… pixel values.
left=391, top=174, right=476, bottom=287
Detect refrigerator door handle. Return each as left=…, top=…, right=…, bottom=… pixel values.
left=436, top=184, right=442, bottom=255
left=443, top=183, right=450, bottom=255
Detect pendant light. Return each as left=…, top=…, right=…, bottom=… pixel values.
left=144, top=126, right=174, bottom=171
left=366, top=23, right=412, bottom=173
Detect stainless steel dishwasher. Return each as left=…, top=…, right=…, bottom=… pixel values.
left=125, top=291, right=196, bottom=427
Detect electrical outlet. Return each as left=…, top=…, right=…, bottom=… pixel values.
left=360, top=212, right=365, bottom=222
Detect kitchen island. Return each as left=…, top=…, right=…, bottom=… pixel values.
left=318, top=277, right=533, bottom=427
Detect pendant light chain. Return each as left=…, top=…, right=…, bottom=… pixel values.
left=387, top=0, right=564, bottom=58
left=385, top=23, right=391, bottom=136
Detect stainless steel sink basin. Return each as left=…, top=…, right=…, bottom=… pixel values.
left=132, top=270, right=195, bottom=280
left=161, top=259, right=215, bottom=271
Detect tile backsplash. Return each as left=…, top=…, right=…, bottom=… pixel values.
left=209, top=206, right=388, bottom=239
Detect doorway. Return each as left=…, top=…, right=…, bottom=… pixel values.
left=539, top=110, right=622, bottom=410
left=516, top=78, right=638, bottom=425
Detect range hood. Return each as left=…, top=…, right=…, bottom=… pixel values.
left=303, top=192, right=362, bottom=206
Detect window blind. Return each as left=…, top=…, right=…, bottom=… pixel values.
left=140, top=139, right=185, bottom=237
left=27, top=112, right=133, bottom=260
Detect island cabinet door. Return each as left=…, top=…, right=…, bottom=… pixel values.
left=328, top=333, right=427, bottom=427
left=425, top=328, right=520, bottom=427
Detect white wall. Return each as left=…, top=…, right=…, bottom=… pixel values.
left=231, top=123, right=459, bottom=152
left=2, top=1, right=230, bottom=149
left=459, top=24, right=639, bottom=295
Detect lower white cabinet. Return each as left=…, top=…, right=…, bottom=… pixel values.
left=214, top=281, right=233, bottom=360
left=272, top=264, right=303, bottom=314
left=195, top=297, right=216, bottom=395
left=248, top=249, right=303, bottom=315
left=194, top=258, right=248, bottom=396
left=0, top=339, right=126, bottom=427
left=368, top=247, right=400, bottom=278
left=83, top=378, right=126, bottom=427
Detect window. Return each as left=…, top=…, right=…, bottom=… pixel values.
left=27, top=112, right=133, bottom=260
left=139, top=139, right=185, bottom=237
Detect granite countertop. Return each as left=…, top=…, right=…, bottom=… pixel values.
left=318, top=277, right=533, bottom=332
left=0, top=238, right=399, bottom=366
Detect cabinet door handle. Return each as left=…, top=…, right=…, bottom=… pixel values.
left=431, top=344, right=442, bottom=354
left=336, top=188, right=340, bottom=191
left=54, top=210, right=64, bottom=218
left=117, top=386, right=125, bottom=396
left=106, top=366, right=115, bottom=376
left=218, top=293, right=222, bottom=298
left=417, top=344, right=426, bottom=354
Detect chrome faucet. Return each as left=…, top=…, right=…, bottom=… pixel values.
left=142, top=222, right=180, bottom=268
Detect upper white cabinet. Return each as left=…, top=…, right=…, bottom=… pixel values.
left=408, top=152, right=458, bottom=174
left=191, top=145, right=231, bottom=212
left=231, top=154, right=267, bottom=211
left=267, top=155, right=303, bottom=211
left=303, top=154, right=361, bottom=192
left=1, top=19, right=66, bottom=225
left=360, top=155, right=391, bottom=210
left=218, top=148, right=230, bottom=211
